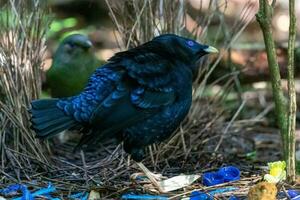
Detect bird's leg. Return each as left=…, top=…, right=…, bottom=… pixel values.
left=136, top=162, right=165, bottom=193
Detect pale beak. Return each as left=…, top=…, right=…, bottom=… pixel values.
left=82, top=40, right=93, bottom=49
left=203, top=46, right=219, bottom=53
left=75, top=40, right=93, bottom=49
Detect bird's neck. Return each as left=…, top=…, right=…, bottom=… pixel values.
left=173, top=66, right=193, bottom=94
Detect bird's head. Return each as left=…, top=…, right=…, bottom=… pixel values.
left=152, top=34, right=218, bottom=75
left=152, top=34, right=218, bottom=62
left=54, top=34, right=93, bottom=64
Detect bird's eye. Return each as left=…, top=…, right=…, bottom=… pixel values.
left=68, top=43, right=76, bottom=48
left=186, top=40, right=195, bottom=47
left=64, top=43, right=76, bottom=53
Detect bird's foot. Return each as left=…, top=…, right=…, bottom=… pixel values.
left=135, top=162, right=167, bottom=193
left=146, top=171, right=165, bottom=181
left=131, top=172, right=166, bottom=182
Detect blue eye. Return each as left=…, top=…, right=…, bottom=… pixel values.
left=187, top=40, right=194, bottom=47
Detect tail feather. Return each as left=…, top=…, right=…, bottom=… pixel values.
left=31, top=113, right=68, bottom=124
left=36, top=120, right=77, bottom=138
left=33, top=116, right=72, bottom=130
left=31, top=98, right=58, bottom=109
left=30, top=107, right=64, bottom=118
left=30, top=99, right=78, bottom=139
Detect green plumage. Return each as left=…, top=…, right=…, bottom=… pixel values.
left=46, top=34, right=102, bottom=97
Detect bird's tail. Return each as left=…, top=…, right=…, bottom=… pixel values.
left=30, top=99, right=77, bottom=139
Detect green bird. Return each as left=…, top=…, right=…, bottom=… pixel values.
left=46, top=34, right=102, bottom=97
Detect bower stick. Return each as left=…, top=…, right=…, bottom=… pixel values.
left=256, top=0, right=296, bottom=182
left=286, top=0, right=297, bottom=182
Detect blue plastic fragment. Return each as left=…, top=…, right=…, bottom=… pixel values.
left=229, top=195, right=239, bottom=200
left=202, top=172, right=224, bottom=186
left=69, top=192, right=88, bottom=200
left=19, top=185, right=33, bottom=200
left=202, top=166, right=240, bottom=186
left=31, top=182, right=56, bottom=196
left=292, top=196, right=300, bottom=200
left=0, top=184, right=34, bottom=200
left=190, top=191, right=212, bottom=200
left=189, top=187, right=237, bottom=200
left=121, top=194, right=168, bottom=200
left=208, top=187, right=237, bottom=195
left=13, top=182, right=58, bottom=200
left=69, top=192, right=85, bottom=198
left=288, top=190, right=300, bottom=198
left=218, top=166, right=240, bottom=182
left=0, top=184, right=21, bottom=195
left=0, top=182, right=61, bottom=200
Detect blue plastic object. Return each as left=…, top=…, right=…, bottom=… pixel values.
left=202, top=172, right=224, bottom=186
left=208, top=187, right=237, bottom=195
left=0, top=184, right=33, bottom=200
left=0, top=182, right=90, bottom=200
left=13, top=183, right=58, bottom=200
left=189, top=187, right=237, bottom=200
left=292, top=196, right=300, bottom=200
left=69, top=192, right=88, bottom=200
left=288, top=190, right=300, bottom=198
left=0, top=183, right=62, bottom=200
left=190, top=191, right=212, bottom=200
left=229, top=195, right=239, bottom=200
left=121, top=194, right=168, bottom=200
left=218, top=166, right=240, bottom=182
left=202, top=166, right=240, bottom=186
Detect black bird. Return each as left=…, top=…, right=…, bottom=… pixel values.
left=30, top=34, right=218, bottom=192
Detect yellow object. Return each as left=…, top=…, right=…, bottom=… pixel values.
left=264, top=161, right=286, bottom=183
left=248, top=182, right=277, bottom=200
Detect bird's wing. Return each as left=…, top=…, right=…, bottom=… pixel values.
left=74, top=52, right=177, bottom=147
left=89, top=51, right=177, bottom=122
left=56, top=66, right=122, bottom=123
left=78, top=86, right=176, bottom=147
left=75, top=85, right=175, bottom=146
left=111, top=49, right=174, bottom=92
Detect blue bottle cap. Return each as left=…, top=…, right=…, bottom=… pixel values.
left=218, top=166, right=240, bottom=182
left=202, top=172, right=224, bottom=186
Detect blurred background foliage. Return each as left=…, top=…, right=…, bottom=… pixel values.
left=43, top=0, right=300, bottom=73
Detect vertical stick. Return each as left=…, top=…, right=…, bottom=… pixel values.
left=256, top=0, right=288, bottom=157
left=256, top=0, right=297, bottom=182
left=286, top=0, right=297, bottom=182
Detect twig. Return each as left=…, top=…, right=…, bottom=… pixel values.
left=256, top=0, right=288, bottom=149
left=286, top=0, right=297, bottom=182
left=80, top=150, right=89, bottom=186
left=126, top=0, right=148, bottom=49
left=0, top=0, right=50, bottom=175
left=214, top=99, right=246, bottom=152
left=256, top=0, right=296, bottom=182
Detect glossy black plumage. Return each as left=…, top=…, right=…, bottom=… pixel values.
left=30, top=34, right=217, bottom=161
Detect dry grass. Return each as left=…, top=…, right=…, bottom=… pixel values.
left=0, top=0, right=50, bottom=182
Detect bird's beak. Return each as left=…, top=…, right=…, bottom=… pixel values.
left=83, top=40, right=93, bottom=49
left=203, top=46, right=219, bottom=53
